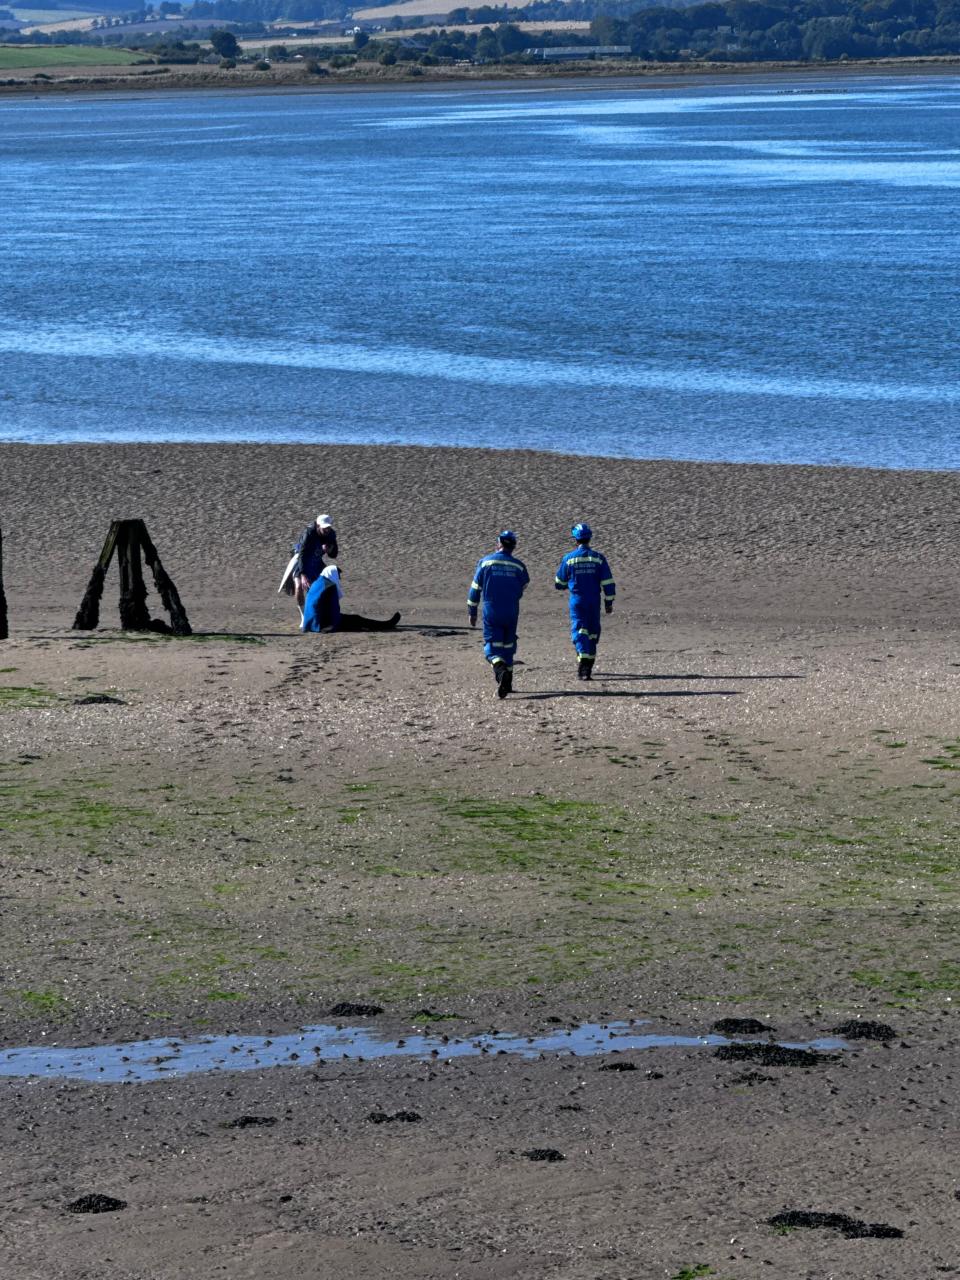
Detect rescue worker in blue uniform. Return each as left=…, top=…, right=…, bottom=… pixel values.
left=468, top=530, right=529, bottom=698
left=555, top=522, right=616, bottom=680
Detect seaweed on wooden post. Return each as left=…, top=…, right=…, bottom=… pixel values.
left=73, top=521, right=121, bottom=631
left=73, top=520, right=191, bottom=635
left=0, top=527, right=8, bottom=641
left=139, top=522, right=191, bottom=636
left=117, top=521, right=151, bottom=631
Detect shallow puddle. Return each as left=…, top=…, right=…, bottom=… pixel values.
left=0, top=1021, right=847, bottom=1083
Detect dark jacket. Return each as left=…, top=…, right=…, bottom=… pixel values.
left=293, top=524, right=338, bottom=582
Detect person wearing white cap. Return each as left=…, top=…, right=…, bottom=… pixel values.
left=292, top=513, right=338, bottom=610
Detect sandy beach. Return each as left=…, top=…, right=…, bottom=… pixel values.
left=1, top=443, right=958, bottom=1278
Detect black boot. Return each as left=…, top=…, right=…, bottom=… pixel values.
left=497, top=666, right=513, bottom=698
left=579, top=657, right=594, bottom=681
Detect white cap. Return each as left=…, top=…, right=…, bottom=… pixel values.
left=316, top=513, right=333, bottom=528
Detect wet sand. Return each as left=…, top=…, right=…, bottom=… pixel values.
left=3, top=442, right=958, bottom=633
left=0, top=443, right=958, bottom=1278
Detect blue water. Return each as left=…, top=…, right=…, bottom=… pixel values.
left=1, top=75, right=958, bottom=467
left=0, top=1019, right=847, bottom=1082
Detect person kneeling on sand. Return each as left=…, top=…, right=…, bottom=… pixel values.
left=301, top=569, right=400, bottom=633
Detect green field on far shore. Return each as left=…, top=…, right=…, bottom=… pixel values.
left=8, top=5, right=96, bottom=17
left=0, top=44, right=142, bottom=69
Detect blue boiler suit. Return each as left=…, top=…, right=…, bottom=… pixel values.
left=555, top=545, right=616, bottom=658
left=468, top=550, right=529, bottom=670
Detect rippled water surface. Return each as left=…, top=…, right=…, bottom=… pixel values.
left=1, top=75, right=958, bottom=466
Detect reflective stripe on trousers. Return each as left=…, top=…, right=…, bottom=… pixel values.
left=483, top=617, right=518, bottom=668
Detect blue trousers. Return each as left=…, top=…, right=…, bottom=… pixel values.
left=570, top=606, right=601, bottom=657
left=483, top=614, right=519, bottom=668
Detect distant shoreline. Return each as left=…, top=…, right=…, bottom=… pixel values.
left=1, top=53, right=958, bottom=98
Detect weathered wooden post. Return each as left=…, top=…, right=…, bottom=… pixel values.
left=116, top=521, right=151, bottom=631
left=73, top=521, right=120, bottom=632
left=73, top=520, right=191, bottom=635
left=0, top=527, right=8, bottom=641
left=139, top=522, right=191, bottom=637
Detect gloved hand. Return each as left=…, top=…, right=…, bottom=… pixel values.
left=605, top=600, right=614, bottom=615
left=469, top=612, right=477, bottom=628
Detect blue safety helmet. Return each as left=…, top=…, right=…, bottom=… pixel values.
left=571, top=522, right=592, bottom=542
left=498, top=529, right=518, bottom=546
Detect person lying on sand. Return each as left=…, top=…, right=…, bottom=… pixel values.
left=301, top=571, right=400, bottom=634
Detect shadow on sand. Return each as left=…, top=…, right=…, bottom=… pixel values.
left=518, top=689, right=742, bottom=701
left=596, top=672, right=805, bottom=682
left=395, top=624, right=473, bottom=635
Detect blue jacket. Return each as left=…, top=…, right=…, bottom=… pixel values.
left=468, top=550, right=529, bottom=621
left=301, top=575, right=340, bottom=632
left=555, top=545, right=616, bottom=611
